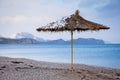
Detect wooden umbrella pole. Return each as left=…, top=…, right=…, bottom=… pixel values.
left=71, top=30, right=74, bottom=70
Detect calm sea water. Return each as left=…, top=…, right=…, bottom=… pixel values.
left=0, top=44, right=120, bottom=69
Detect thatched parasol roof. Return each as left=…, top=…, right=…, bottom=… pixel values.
left=36, top=10, right=110, bottom=32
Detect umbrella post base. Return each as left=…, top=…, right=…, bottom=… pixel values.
left=70, top=66, right=74, bottom=71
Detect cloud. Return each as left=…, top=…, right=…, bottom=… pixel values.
left=98, top=0, right=120, bottom=18
left=9, top=34, right=16, bottom=38
left=79, top=0, right=110, bottom=9
left=1, top=15, right=27, bottom=24
left=78, top=0, right=110, bottom=16
left=0, top=34, right=2, bottom=37
left=1, top=15, right=55, bottom=25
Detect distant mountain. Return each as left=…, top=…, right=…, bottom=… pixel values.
left=104, top=41, right=111, bottom=44
left=0, top=37, right=39, bottom=44
left=43, top=39, right=66, bottom=44
left=0, top=37, right=105, bottom=44
left=12, top=32, right=45, bottom=42
left=0, top=32, right=105, bottom=44
left=73, top=38, right=104, bottom=44
left=40, top=38, right=104, bottom=44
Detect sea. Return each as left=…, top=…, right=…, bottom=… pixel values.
left=0, top=44, right=120, bottom=69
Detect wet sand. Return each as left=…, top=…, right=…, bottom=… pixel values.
left=0, top=56, right=120, bottom=80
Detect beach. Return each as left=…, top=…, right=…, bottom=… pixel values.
left=0, top=56, right=120, bottom=80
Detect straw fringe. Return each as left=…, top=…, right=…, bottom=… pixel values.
left=36, top=10, right=109, bottom=32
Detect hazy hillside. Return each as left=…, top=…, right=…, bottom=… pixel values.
left=0, top=37, right=39, bottom=44
left=0, top=33, right=105, bottom=44
left=11, top=32, right=45, bottom=42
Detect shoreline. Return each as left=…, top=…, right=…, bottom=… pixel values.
left=0, top=56, right=120, bottom=80
left=0, top=56, right=119, bottom=69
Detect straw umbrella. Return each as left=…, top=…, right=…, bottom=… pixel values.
left=36, top=10, right=110, bottom=70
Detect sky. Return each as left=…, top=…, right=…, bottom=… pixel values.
left=0, top=0, right=120, bottom=43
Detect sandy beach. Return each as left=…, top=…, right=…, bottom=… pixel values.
left=0, top=56, right=120, bottom=80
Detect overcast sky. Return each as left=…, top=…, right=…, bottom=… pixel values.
left=0, top=0, right=120, bottom=43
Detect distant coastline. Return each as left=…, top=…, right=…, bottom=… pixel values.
left=0, top=37, right=105, bottom=44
